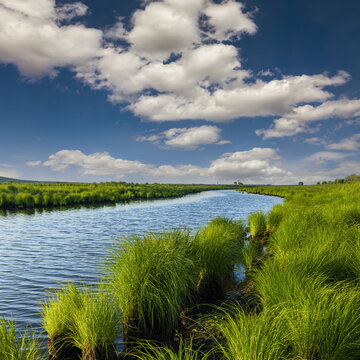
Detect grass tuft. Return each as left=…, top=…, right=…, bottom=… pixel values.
left=0, top=317, right=43, bottom=360
left=248, top=212, right=266, bottom=239
left=104, top=229, right=197, bottom=340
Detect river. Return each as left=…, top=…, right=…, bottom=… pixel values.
left=0, top=189, right=283, bottom=337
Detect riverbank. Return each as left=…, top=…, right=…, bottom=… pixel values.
left=2, top=183, right=359, bottom=359
left=0, top=182, right=236, bottom=211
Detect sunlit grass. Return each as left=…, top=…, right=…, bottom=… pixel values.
left=104, top=229, right=197, bottom=342
left=0, top=317, right=43, bottom=360
left=132, top=340, right=212, bottom=360
left=69, top=284, right=121, bottom=352
left=248, top=211, right=266, bottom=239
left=216, top=305, right=289, bottom=360
left=192, top=217, right=244, bottom=282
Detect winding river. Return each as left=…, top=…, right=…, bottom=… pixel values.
left=0, top=190, right=283, bottom=337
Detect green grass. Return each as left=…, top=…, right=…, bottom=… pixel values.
left=68, top=284, right=121, bottom=352
left=266, top=204, right=284, bottom=233
left=41, top=283, right=121, bottom=353
left=216, top=305, right=289, bottom=360
left=104, top=229, right=198, bottom=341
left=247, top=211, right=266, bottom=239
left=133, top=340, right=212, bottom=360
left=192, top=217, right=245, bottom=282
left=241, top=240, right=259, bottom=275
left=40, top=283, right=82, bottom=339
left=0, top=317, right=43, bottom=360
left=286, top=282, right=360, bottom=360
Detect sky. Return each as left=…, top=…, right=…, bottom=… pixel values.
left=0, top=0, right=360, bottom=184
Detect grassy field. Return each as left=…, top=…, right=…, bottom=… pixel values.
left=0, top=182, right=235, bottom=210
left=1, top=182, right=359, bottom=359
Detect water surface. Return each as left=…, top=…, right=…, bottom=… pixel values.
left=0, top=190, right=283, bottom=333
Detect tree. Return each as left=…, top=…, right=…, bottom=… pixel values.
left=345, top=174, right=360, bottom=183
left=298, top=181, right=304, bottom=186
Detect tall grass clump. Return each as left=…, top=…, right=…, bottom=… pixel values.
left=270, top=208, right=328, bottom=255
left=248, top=211, right=266, bottom=239
left=266, top=204, right=284, bottom=234
left=70, top=284, right=121, bottom=360
left=133, top=340, right=211, bottom=360
left=241, top=240, right=260, bottom=277
left=40, top=283, right=82, bottom=359
left=286, top=283, right=360, bottom=360
left=104, top=229, right=197, bottom=348
left=192, top=218, right=245, bottom=302
left=216, top=305, right=289, bottom=360
left=41, top=283, right=120, bottom=360
left=0, top=317, right=43, bottom=360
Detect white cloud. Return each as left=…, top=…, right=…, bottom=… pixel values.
left=125, top=0, right=204, bottom=60
left=0, top=0, right=102, bottom=76
left=326, top=133, right=360, bottom=151
left=0, top=164, right=21, bottom=179
left=304, top=137, right=328, bottom=146
left=129, top=72, right=348, bottom=122
left=29, top=147, right=291, bottom=183
left=56, top=2, right=88, bottom=21
left=1, top=0, right=359, bottom=129
left=26, top=160, right=42, bottom=168
left=204, top=0, right=257, bottom=41
left=256, top=97, right=360, bottom=139
left=137, top=125, right=230, bottom=150
left=304, top=151, right=351, bottom=165
left=42, top=150, right=150, bottom=176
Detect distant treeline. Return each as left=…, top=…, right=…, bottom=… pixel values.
left=0, top=182, right=235, bottom=210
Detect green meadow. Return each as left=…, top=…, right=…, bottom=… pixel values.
left=1, top=181, right=360, bottom=359
left=0, top=182, right=235, bottom=210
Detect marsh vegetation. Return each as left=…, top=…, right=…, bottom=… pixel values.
left=1, top=182, right=359, bottom=359
left=0, top=182, right=235, bottom=210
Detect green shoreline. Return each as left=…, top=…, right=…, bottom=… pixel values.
left=0, top=182, right=236, bottom=211
left=2, top=182, right=360, bottom=359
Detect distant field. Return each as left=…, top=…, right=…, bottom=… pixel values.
left=0, top=181, right=236, bottom=210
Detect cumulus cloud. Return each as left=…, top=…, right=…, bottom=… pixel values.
left=204, top=0, right=257, bottom=41
left=0, top=0, right=102, bottom=76
left=41, top=150, right=150, bottom=176
left=137, top=125, right=230, bottom=149
left=28, top=147, right=290, bottom=183
left=256, top=97, right=360, bottom=139
left=1, top=0, right=360, bottom=129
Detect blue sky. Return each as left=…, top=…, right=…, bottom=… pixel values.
left=0, top=0, right=359, bottom=184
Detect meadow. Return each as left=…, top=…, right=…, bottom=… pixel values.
left=0, top=182, right=235, bottom=210
left=1, top=182, right=360, bottom=359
